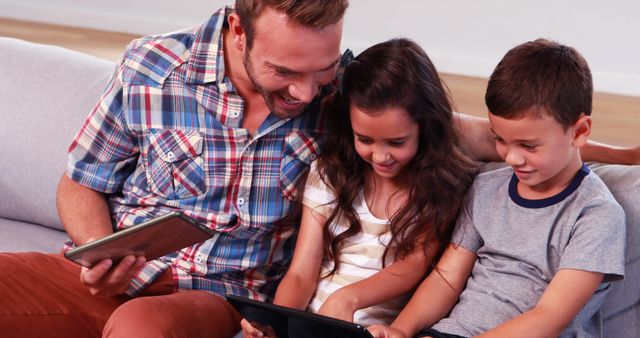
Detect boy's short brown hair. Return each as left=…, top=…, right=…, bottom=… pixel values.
left=235, top=0, right=349, bottom=50
left=485, top=38, right=592, bottom=129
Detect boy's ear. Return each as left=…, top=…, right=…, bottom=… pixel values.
left=571, top=114, right=592, bottom=147
left=227, top=13, right=247, bottom=52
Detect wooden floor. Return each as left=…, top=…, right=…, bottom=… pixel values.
left=2, top=17, right=637, bottom=146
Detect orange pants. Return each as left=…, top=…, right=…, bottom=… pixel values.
left=0, top=253, right=241, bottom=338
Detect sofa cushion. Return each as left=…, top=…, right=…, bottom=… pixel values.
left=588, top=163, right=640, bottom=319
left=0, top=218, right=69, bottom=253
left=0, top=38, right=115, bottom=231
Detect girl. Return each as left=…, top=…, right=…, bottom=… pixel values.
left=241, top=38, right=476, bottom=335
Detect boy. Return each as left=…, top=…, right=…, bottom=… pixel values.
left=369, top=39, right=626, bottom=338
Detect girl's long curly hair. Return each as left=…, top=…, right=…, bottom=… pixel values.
left=318, top=38, right=477, bottom=276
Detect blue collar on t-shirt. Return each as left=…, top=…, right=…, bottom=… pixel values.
left=509, top=163, right=590, bottom=209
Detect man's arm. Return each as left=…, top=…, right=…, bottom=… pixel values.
left=454, top=113, right=499, bottom=162
left=454, top=112, right=640, bottom=164
left=56, top=174, right=146, bottom=297
left=477, top=269, right=604, bottom=338
left=57, top=174, right=113, bottom=245
left=580, top=140, right=640, bottom=165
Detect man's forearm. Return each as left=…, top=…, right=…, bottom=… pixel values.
left=455, top=112, right=640, bottom=165
left=581, top=140, right=640, bottom=165
left=56, top=174, right=113, bottom=245
left=454, top=112, right=501, bottom=162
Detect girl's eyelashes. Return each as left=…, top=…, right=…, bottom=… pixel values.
left=356, top=138, right=406, bottom=146
left=357, top=137, right=373, bottom=144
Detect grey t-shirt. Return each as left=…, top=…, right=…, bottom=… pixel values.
left=432, top=164, right=625, bottom=337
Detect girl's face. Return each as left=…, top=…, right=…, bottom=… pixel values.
left=350, top=104, right=420, bottom=181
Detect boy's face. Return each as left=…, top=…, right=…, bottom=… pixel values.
left=488, top=108, right=588, bottom=197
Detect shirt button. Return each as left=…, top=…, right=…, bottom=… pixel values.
left=309, top=154, right=317, bottom=161
left=231, top=111, right=240, bottom=118
left=195, top=257, right=203, bottom=263
left=237, top=197, right=245, bottom=206
left=166, top=151, right=175, bottom=161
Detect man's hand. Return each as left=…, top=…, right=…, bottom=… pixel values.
left=367, top=324, right=408, bottom=338
left=80, top=255, right=146, bottom=297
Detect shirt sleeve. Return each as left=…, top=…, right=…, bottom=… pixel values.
left=302, top=160, right=337, bottom=219
left=452, top=181, right=483, bottom=253
left=559, top=196, right=626, bottom=282
left=66, top=61, right=138, bottom=193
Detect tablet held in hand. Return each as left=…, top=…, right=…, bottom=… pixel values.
left=64, top=212, right=214, bottom=267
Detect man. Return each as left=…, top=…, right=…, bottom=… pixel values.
left=0, top=1, right=634, bottom=337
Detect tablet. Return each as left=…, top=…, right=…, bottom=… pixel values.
left=226, top=294, right=373, bottom=338
left=64, top=211, right=214, bottom=267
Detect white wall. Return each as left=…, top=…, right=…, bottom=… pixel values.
left=2, top=0, right=638, bottom=96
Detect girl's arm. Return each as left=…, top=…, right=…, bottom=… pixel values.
left=241, top=205, right=326, bottom=337
left=475, top=269, right=604, bottom=338
left=317, top=237, right=431, bottom=321
left=369, top=244, right=476, bottom=338
left=272, top=205, right=327, bottom=309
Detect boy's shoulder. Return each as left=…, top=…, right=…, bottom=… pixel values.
left=471, top=165, right=513, bottom=191
left=576, top=167, right=623, bottom=210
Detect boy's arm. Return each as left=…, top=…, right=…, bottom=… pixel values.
left=454, top=112, right=640, bottom=164
left=476, top=269, right=604, bottom=338
left=379, top=244, right=476, bottom=338
left=317, top=237, right=431, bottom=321
left=272, top=205, right=326, bottom=309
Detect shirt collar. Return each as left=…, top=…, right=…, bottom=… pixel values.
left=184, top=5, right=233, bottom=85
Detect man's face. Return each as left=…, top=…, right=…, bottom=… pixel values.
left=242, top=7, right=343, bottom=118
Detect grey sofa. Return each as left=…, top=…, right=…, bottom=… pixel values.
left=0, top=37, right=113, bottom=252
left=0, top=37, right=638, bottom=336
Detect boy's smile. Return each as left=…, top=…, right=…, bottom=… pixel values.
left=488, top=108, right=589, bottom=199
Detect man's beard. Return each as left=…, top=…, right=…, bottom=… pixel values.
left=242, top=51, right=308, bottom=119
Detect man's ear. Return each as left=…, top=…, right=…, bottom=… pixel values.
left=572, top=114, right=592, bottom=147
left=227, top=13, right=246, bottom=52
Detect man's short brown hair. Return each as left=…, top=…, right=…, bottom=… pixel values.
left=485, top=38, right=593, bottom=129
left=235, top=0, right=348, bottom=50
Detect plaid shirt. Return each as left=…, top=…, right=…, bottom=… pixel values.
left=67, top=6, right=330, bottom=300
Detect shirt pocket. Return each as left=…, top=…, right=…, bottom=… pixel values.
left=279, top=131, right=320, bottom=201
left=143, top=129, right=205, bottom=199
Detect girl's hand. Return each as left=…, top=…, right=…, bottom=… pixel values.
left=240, top=318, right=262, bottom=337
left=317, top=291, right=356, bottom=322
left=240, top=318, right=278, bottom=338
left=367, top=324, right=408, bottom=338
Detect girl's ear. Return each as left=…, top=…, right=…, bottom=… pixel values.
left=227, top=13, right=246, bottom=52
left=572, top=114, right=592, bottom=147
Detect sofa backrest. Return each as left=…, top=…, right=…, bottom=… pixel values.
left=0, top=38, right=115, bottom=231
